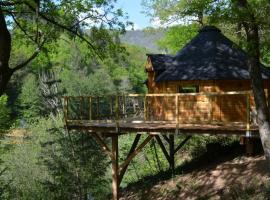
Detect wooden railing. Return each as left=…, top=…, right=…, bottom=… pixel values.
left=63, top=92, right=254, bottom=130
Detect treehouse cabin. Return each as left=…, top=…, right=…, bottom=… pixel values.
left=145, top=26, right=270, bottom=124
left=64, top=26, right=270, bottom=200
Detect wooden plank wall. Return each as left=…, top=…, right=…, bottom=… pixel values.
left=146, top=78, right=270, bottom=124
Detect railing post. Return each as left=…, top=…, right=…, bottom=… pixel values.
left=97, top=97, right=100, bottom=121
left=175, top=94, right=179, bottom=134
left=110, top=96, right=114, bottom=117
left=123, top=95, right=126, bottom=119
left=89, top=96, right=92, bottom=121
left=144, top=95, right=148, bottom=121
left=80, top=96, right=83, bottom=120
left=246, top=93, right=250, bottom=136
left=115, top=95, right=119, bottom=132
left=64, top=97, right=68, bottom=122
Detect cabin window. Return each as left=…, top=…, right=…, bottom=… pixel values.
left=178, top=85, right=199, bottom=93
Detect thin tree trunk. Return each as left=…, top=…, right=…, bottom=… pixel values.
left=237, top=0, right=270, bottom=168
left=246, top=27, right=270, bottom=166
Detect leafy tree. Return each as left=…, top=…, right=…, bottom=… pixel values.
left=157, top=24, right=198, bottom=54
left=0, top=0, right=127, bottom=96
left=17, top=73, right=41, bottom=122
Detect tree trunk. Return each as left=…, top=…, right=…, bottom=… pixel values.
left=0, top=67, right=13, bottom=96
left=246, top=26, right=270, bottom=167
left=237, top=0, right=270, bottom=168
left=0, top=7, right=12, bottom=96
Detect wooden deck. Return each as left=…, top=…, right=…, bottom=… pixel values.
left=63, top=92, right=260, bottom=200
left=66, top=120, right=258, bottom=136
left=64, top=92, right=258, bottom=136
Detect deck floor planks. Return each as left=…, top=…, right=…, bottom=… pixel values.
left=66, top=121, right=259, bottom=136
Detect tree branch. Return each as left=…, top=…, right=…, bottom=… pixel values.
left=24, top=2, right=102, bottom=60
left=11, top=48, right=40, bottom=72
left=9, top=12, right=37, bottom=44
left=11, top=38, right=46, bottom=72
left=0, top=1, right=24, bottom=6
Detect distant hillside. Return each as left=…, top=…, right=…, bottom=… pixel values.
left=120, top=30, right=165, bottom=53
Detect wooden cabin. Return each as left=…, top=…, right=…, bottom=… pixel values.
left=145, top=26, right=270, bottom=124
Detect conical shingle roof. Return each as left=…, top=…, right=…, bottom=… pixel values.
left=149, top=26, right=270, bottom=82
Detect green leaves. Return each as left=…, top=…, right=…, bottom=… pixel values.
left=157, top=24, right=199, bottom=54
left=0, top=95, right=11, bottom=132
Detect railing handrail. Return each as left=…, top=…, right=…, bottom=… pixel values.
left=63, top=91, right=253, bottom=132
left=63, top=91, right=252, bottom=98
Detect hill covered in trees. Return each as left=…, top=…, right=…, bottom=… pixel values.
left=120, top=30, right=165, bottom=53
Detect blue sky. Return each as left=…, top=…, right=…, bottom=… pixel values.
left=115, top=0, right=151, bottom=29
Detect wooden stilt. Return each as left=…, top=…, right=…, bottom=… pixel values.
left=169, top=135, right=175, bottom=174
left=111, top=135, right=119, bottom=200
left=155, top=135, right=170, bottom=163
left=246, top=137, right=254, bottom=156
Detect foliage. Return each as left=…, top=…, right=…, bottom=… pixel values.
left=157, top=24, right=199, bottom=54
left=0, top=95, right=11, bottom=132
left=17, top=73, right=41, bottom=122
left=0, top=116, right=110, bottom=200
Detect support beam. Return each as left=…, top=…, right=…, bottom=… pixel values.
left=246, top=137, right=254, bottom=156
left=92, top=132, right=113, bottom=159
left=162, top=135, right=170, bottom=144
left=155, top=135, right=170, bottom=163
left=112, top=135, right=119, bottom=200
left=169, top=135, right=175, bottom=174
left=119, top=135, right=141, bottom=183
left=119, top=135, right=154, bottom=173
left=174, top=136, right=192, bottom=154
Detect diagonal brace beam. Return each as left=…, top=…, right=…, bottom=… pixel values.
left=155, top=135, right=170, bottom=163
left=119, top=135, right=154, bottom=175
left=174, top=136, right=192, bottom=155
left=118, top=134, right=141, bottom=183
left=92, top=132, right=113, bottom=159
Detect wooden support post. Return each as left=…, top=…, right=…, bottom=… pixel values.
left=112, top=135, right=119, bottom=200
left=169, top=135, right=175, bottom=174
left=246, top=137, right=254, bottom=156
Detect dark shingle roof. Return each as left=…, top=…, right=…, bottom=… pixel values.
left=147, top=54, right=174, bottom=74
left=148, top=26, right=270, bottom=82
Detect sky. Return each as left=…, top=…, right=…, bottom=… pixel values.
left=115, top=0, right=152, bottom=30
